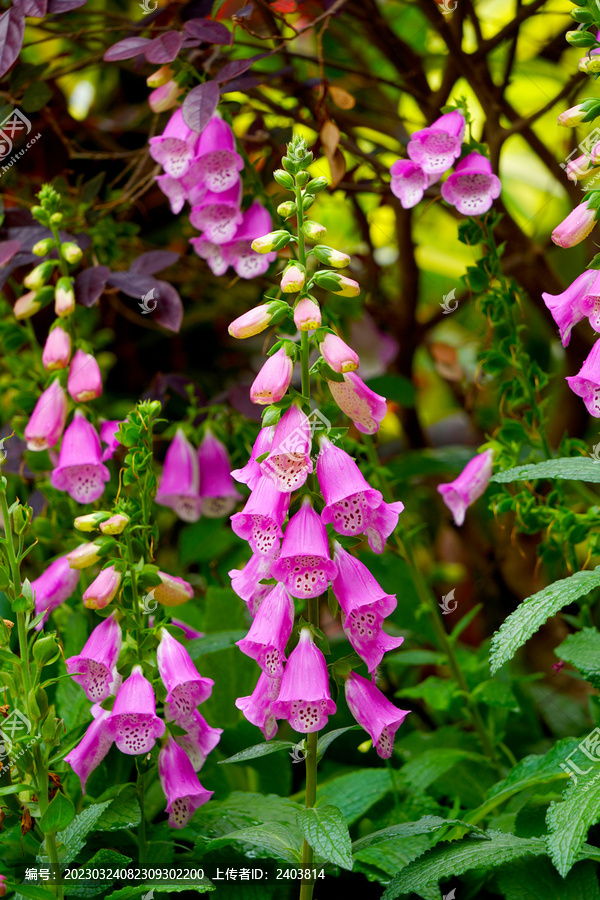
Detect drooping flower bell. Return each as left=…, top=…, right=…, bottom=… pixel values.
left=230, top=476, right=290, bottom=556
left=345, top=671, right=410, bottom=759
left=229, top=551, right=278, bottom=616
left=50, top=411, right=111, bottom=504
left=153, top=571, right=194, bottom=606
left=190, top=181, right=244, bottom=244
left=148, top=107, right=201, bottom=178
left=229, top=301, right=288, bottom=340
left=67, top=349, right=103, bottom=402
left=105, top=664, right=166, bottom=754
left=99, top=419, right=123, bottom=462
left=82, top=564, right=122, bottom=610
left=155, top=428, right=201, bottom=523
left=389, top=159, right=429, bottom=209
left=437, top=448, right=494, bottom=526
left=320, top=333, right=359, bottom=374
left=441, top=151, right=501, bottom=216
left=407, top=110, right=465, bottom=176
left=157, top=628, right=214, bottom=726
left=236, top=583, right=295, bottom=677
left=156, top=171, right=189, bottom=215
left=552, top=201, right=597, bottom=248
left=32, top=555, right=80, bottom=629
left=158, top=736, right=213, bottom=828
left=24, top=380, right=68, bottom=451
left=260, top=405, right=314, bottom=493
left=175, top=708, right=223, bottom=771
left=272, top=628, right=336, bottom=732
left=192, top=114, right=244, bottom=193
left=235, top=670, right=281, bottom=740
left=64, top=705, right=114, bottom=794
left=65, top=611, right=122, bottom=702
left=197, top=428, right=242, bottom=517
left=294, top=296, right=321, bottom=331
left=231, top=426, right=274, bottom=492
left=149, top=80, right=184, bottom=113
left=42, top=326, right=71, bottom=371
left=566, top=339, right=600, bottom=416
left=327, top=371, right=387, bottom=435
left=191, top=202, right=277, bottom=279
left=542, top=269, right=600, bottom=347
left=250, top=348, right=294, bottom=405
left=271, top=496, right=337, bottom=598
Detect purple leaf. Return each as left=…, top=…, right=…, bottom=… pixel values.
left=75, top=265, right=110, bottom=308
left=5, top=225, right=50, bottom=252
left=184, top=18, right=231, bottom=45
left=3, top=208, right=33, bottom=227
left=0, top=251, right=36, bottom=290
left=0, top=8, right=25, bottom=80
left=130, top=250, right=179, bottom=276
left=104, top=37, right=151, bottom=62
left=153, top=280, right=183, bottom=332
left=16, top=0, right=48, bottom=16
left=107, top=271, right=159, bottom=299
left=0, top=240, right=22, bottom=268
left=214, top=54, right=268, bottom=84
left=221, top=75, right=259, bottom=93
left=145, top=31, right=183, bottom=65
left=46, top=0, right=87, bottom=10
left=182, top=81, right=220, bottom=133
left=233, top=4, right=254, bottom=19
left=181, top=36, right=202, bottom=49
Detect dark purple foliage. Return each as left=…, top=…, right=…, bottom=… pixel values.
left=183, top=18, right=231, bottom=45
left=0, top=240, right=22, bottom=268
left=182, top=81, right=220, bottom=133
left=130, top=250, right=179, bottom=276
left=0, top=7, right=25, bottom=79
left=145, top=31, right=183, bottom=65
left=75, top=266, right=110, bottom=308
left=104, top=37, right=152, bottom=62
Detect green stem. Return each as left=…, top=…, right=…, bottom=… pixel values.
left=125, top=531, right=144, bottom=660
left=137, top=770, right=147, bottom=868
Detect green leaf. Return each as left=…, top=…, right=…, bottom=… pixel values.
left=555, top=628, right=600, bottom=685
left=218, top=740, right=296, bottom=765
left=547, top=768, right=600, bottom=876
left=491, top=458, right=600, bottom=483
left=366, top=374, right=415, bottom=407
left=39, top=791, right=75, bottom=832
left=105, top=881, right=214, bottom=899
left=0, top=782, right=35, bottom=796
left=497, top=857, right=600, bottom=900
left=381, top=831, right=548, bottom=898
left=22, top=81, right=53, bottom=112
left=471, top=679, right=520, bottom=710
left=317, top=769, right=391, bottom=826
left=95, top=784, right=141, bottom=831
left=186, top=630, right=252, bottom=659
left=64, top=850, right=132, bottom=897
left=397, top=676, right=461, bottom=711
left=484, top=736, right=581, bottom=805
left=398, top=749, right=493, bottom=793
left=489, top=569, right=600, bottom=675
left=351, top=816, right=487, bottom=854
left=12, top=887, right=56, bottom=900
left=296, top=805, right=353, bottom=870
left=45, top=801, right=112, bottom=866
left=190, top=792, right=303, bottom=843
left=207, top=823, right=303, bottom=864
left=316, top=725, right=361, bottom=762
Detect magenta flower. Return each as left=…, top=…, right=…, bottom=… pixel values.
left=271, top=496, right=337, bottom=598
left=294, top=296, right=321, bottom=331
left=155, top=428, right=201, bottom=523
left=250, top=348, right=294, bottom=406
left=193, top=115, right=244, bottom=193
left=32, top=555, right=80, bottom=630
left=230, top=476, right=290, bottom=556
left=82, top=564, right=122, bottom=610
left=148, top=107, right=200, bottom=178
left=272, top=628, right=336, bottom=732
left=260, top=405, right=313, bottom=493
left=441, top=152, right=501, bottom=216
left=158, top=736, right=213, bottom=828
left=552, top=201, right=597, bottom=248
left=407, top=110, right=465, bottom=176
left=566, top=339, right=600, bottom=416
left=99, top=419, right=123, bottom=462
left=189, top=181, right=244, bottom=244
left=327, top=371, right=387, bottom=435
left=366, top=498, right=406, bottom=553
left=175, top=708, right=223, bottom=771
left=24, top=380, right=68, bottom=451
left=191, top=202, right=277, bottom=279
left=231, top=426, right=275, bottom=492
left=42, top=326, right=71, bottom=371
left=67, top=349, right=103, bottom=403
left=229, top=552, right=278, bottom=616
left=437, top=448, right=494, bottom=526
left=390, top=159, right=429, bottom=209
left=50, top=411, right=111, bottom=504
left=64, top=705, right=114, bottom=794
left=236, top=583, right=295, bottom=677
left=157, top=628, right=214, bottom=726
left=156, top=172, right=188, bottom=215
left=542, top=269, right=600, bottom=347
left=235, top=670, right=281, bottom=740
left=320, top=333, right=359, bottom=374
left=345, top=671, right=410, bottom=759
left=197, top=429, right=242, bottom=517
left=65, top=611, right=122, bottom=702
left=105, top=664, right=166, bottom=754
left=318, top=435, right=381, bottom=530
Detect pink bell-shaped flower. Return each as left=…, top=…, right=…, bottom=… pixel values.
left=542, top=269, right=600, bottom=347
left=320, top=333, right=359, bottom=374
left=32, top=555, right=80, bottom=630
left=191, top=201, right=277, bottom=280
left=327, top=371, right=387, bottom=435
left=293, top=296, right=321, bottom=331
left=174, top=708, right=223, bottom=771
left=155, top=428, right=201, bottom=522
left=250, top=348, right=294, bottom=405
left=230, top=476, right=290, bottom=556
left=441, top=151, right=501, bottom=216
left=231, top=426, right=275, bottom=492
left=50, top=411, right=111, bottom=504
left=64, top=705, right=114, bottom=794
left=158, top=736, right=213, bottom=828
left=65, top=611, right=122, bottom=702
left=272, top=627, right=336, bottom=733
left=67, top=349, right=103, bottom=403
left=24, top=380, right=68, bottom=451
left=82, top=564, right=122, bottom=610
left=260, top=405, right=314, bottom=493
left=235, top=670, right=281, bottom=740
left=157, top=628, right=214, bottom=727
left=148, top=107, right=201, bottom=178
left=105, top=664, right=166, bottom=754
left=407, top=110, right=465, bottom=176
left=192, top=115, right=244, bottom=193
left=345, top=671, right=410, bottom=759
left=42, top=326, right=71, bottom=371
left=566, top=339, right=600, bottom=416
left=229, top=551, right=278, bottom=616
left=437, top=448, right=494, bottom=526
left=271, top=496, right=337, bottom=598
left=236, top=583, right=294, bottom=677
left=153, top=570, right=194, bottom=607
left=390, top=159, right=429, bottom=209
left=156, top=172, right=188, bottom=215
left=99, top=419, right=123, bottom=462
left=189, top=181, right=243, bottom=244
left=197, top=428, right=242, bottom=517
left=552, top=201, right=597, bottom=248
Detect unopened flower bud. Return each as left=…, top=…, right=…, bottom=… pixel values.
left=313, top=245, right=350, bottom=268
left=273, top=169, right=295, bottom=189
left=320, top=332, right=359, bottom=373
left=32, top=237, right=55, bottom=256
left=149, top=81, right=184, bottom=113
left=313, top=271, right=361, bottom=296
left=294, top=296, right=321, bottom=331
left=153, top=571, right=194, bottom=606
left=67, top=537, right=116, bottom=569
left=83, top=564, right=122, bottom=610
left=281, top=263, right=306, bottom=293
left=277, top=200, right=297, bottom=218
left=305, top=176, right=329, bottom=194
left=572, top=6, right=594, bottom=23
left=580, top=54, right=600, bottom=73
left=74, top=511, right=111, bottom=532
left=24, top=260, right=55, bottom=290
left=251, top=230, right=291, bottom=253
left=13, top=505, right=31, bottom=535
left=303, top=220, right=327, bottom=241
left=302, top=194, right=315, bottom=211
left=558, top=99, right=600, bottom=126
left=566, top=29, right=597, bottom=47
left=62, top=242, right=83, bottom=265
left=228, top=300, right=289, bottom=339
left=296, top=171, right=310, bottom=187
left=50, top=212, right=63, bottom=225
left=14, top=291, right=41, bottom=319
left=99, top=513, right=130, bottom=535
left=42, top=326, right=71, bottom=371
left=55, top=276, right=75, bottom=317
left=147, top=65, right=174, bottom=87
left=33, top=633, right=60, bottom=668
left=281, top=155, right=299, bottom=175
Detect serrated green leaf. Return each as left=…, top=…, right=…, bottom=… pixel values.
left=0, top=782, right=35, bottom=796
left=490, top=569, right=600, bottom=674
left=485, top=736, right=580, bottom=805
left=317, top=769, right=391, bottom=825
left=43, top=801, right=112, bottom=866
left=39, top=791, right=75, bottom=832
left=64, top=850, right=132, bottom=897
left=190, top=792, right=303, bottom=843
left=497, top=856, right=600, bottom=900
left=399, top=749, right=493, bottom=793
left=547, top=768, right=600, bottom=876
left=105, top=881, right=214, bottom=899
left=218, top=740, right=295, bottom=765
left=397, top=676, right=460, bottom=711
left=492, top=458, right=600, bottom=483
left=471, top=679, right=519, bottom=710
left=555, top=628, right=600, bottom=685
left=12, top=887, right=56, bottom=900
left=207, top=823, right=303, bottom=864
left=95, top=784, right=141, bottom=831
left=316, top=725, right=361, bottom=762
left=296, top=805, right=353, bottom=869
left=352, top=816, right=487, bottom=854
